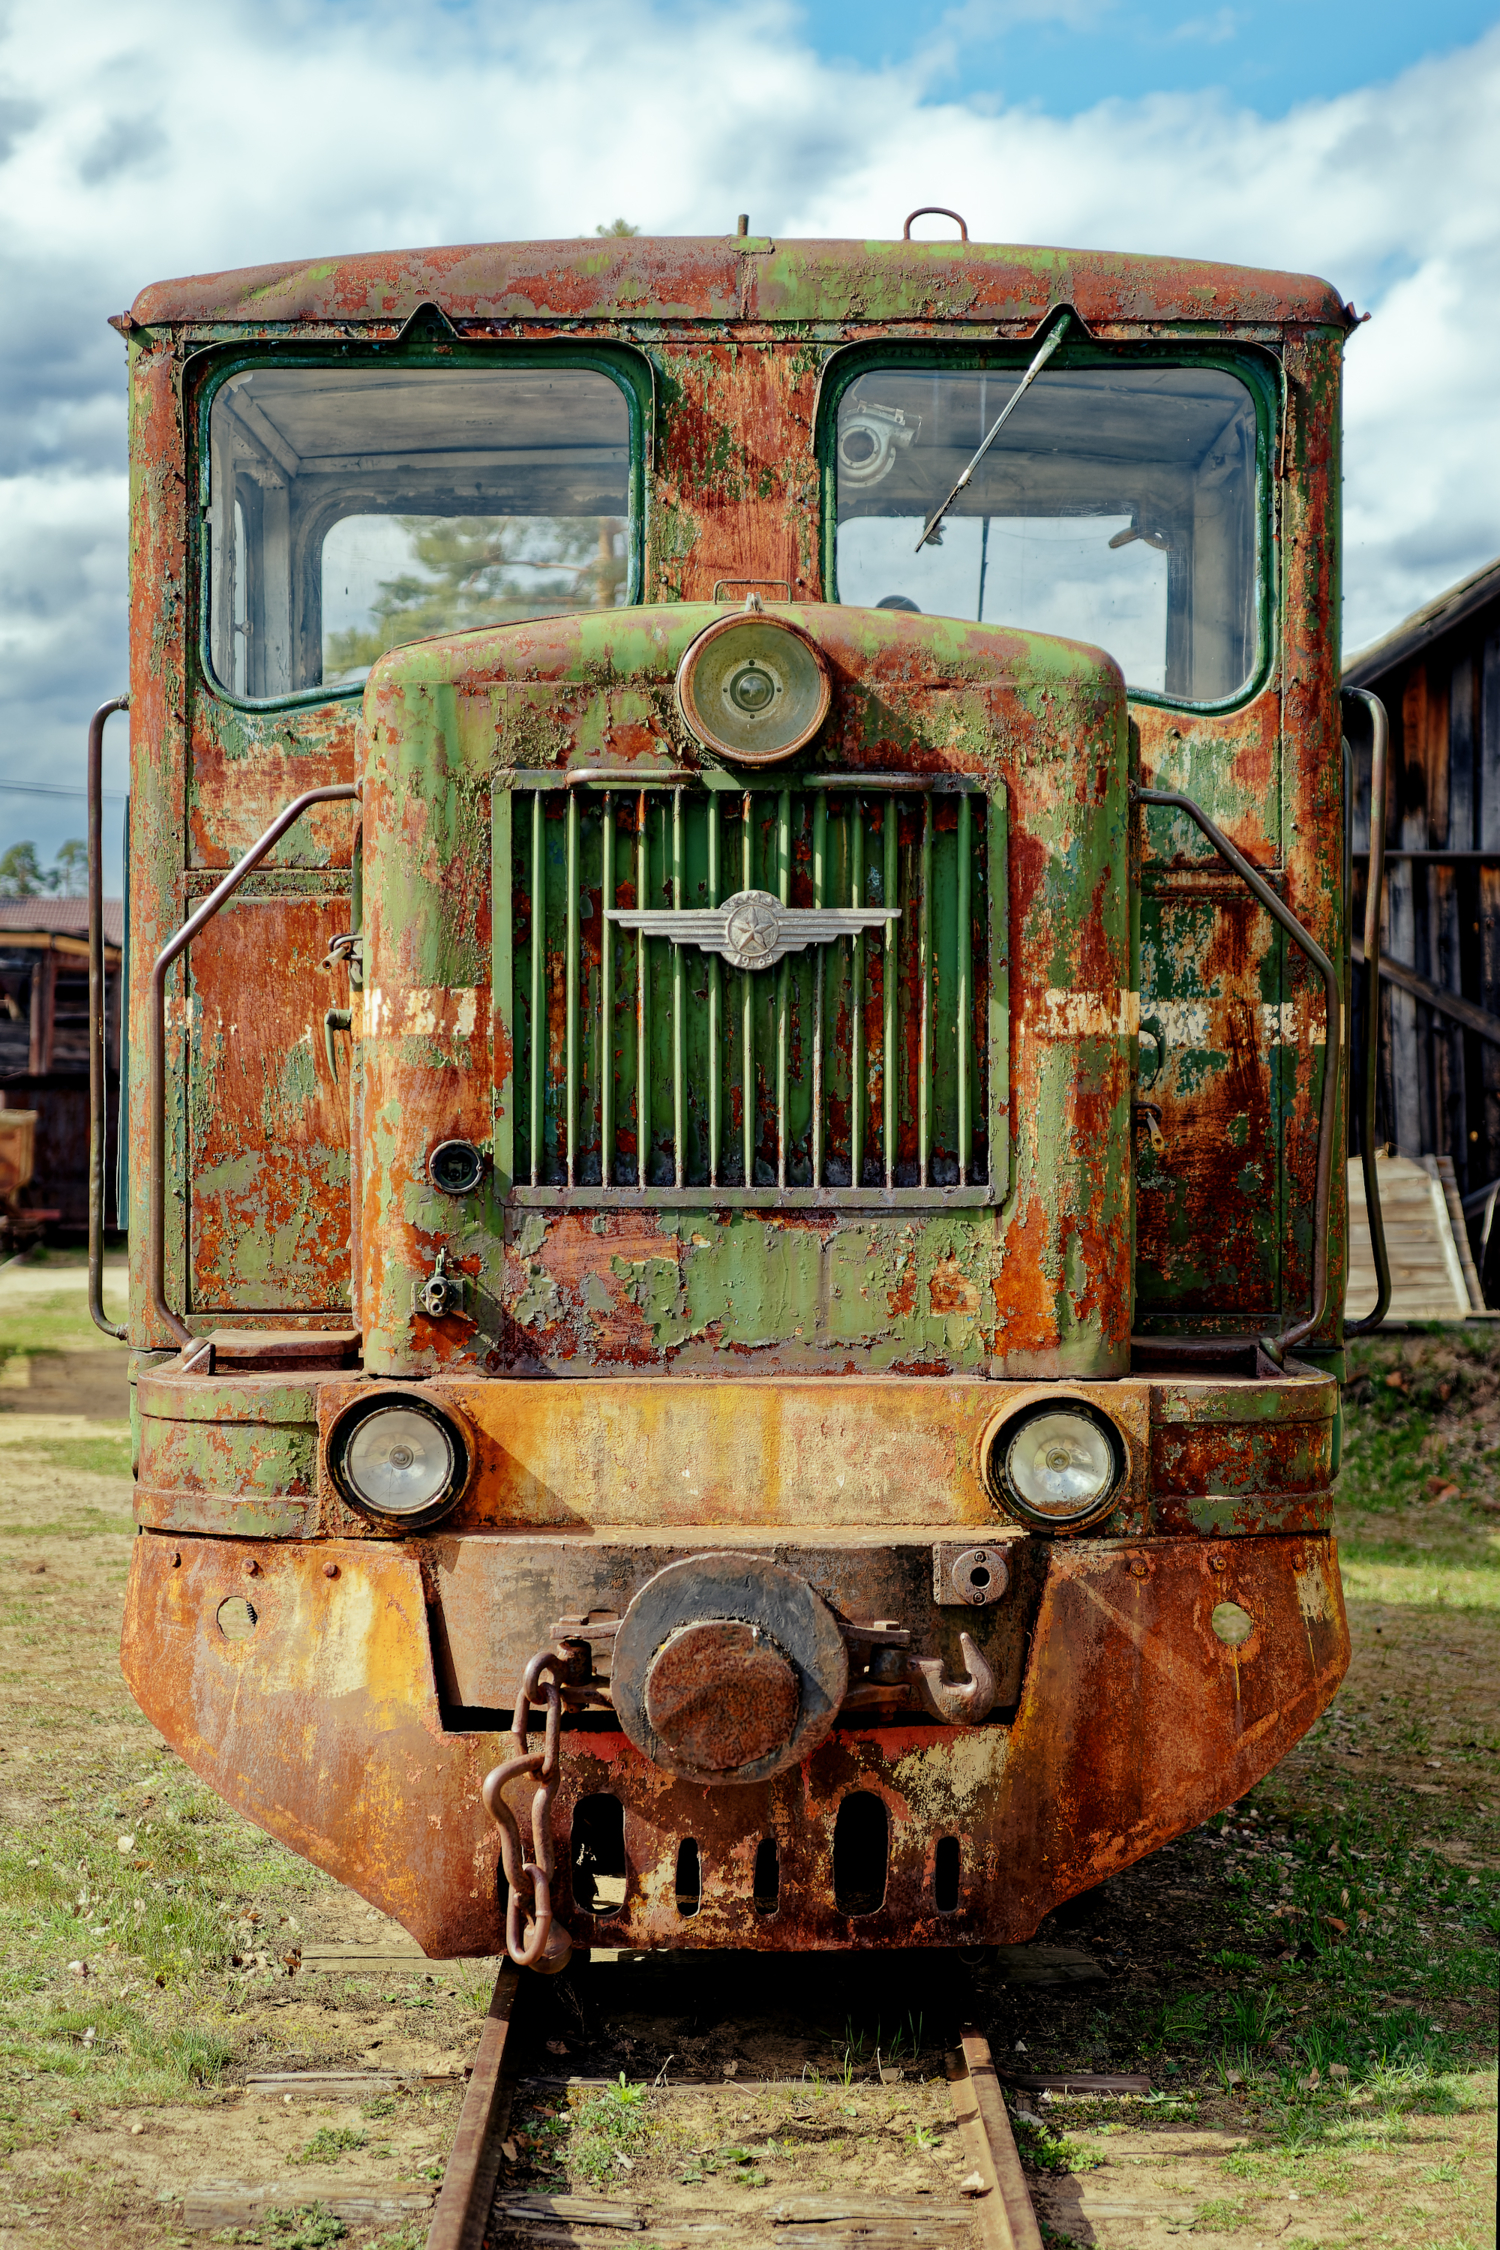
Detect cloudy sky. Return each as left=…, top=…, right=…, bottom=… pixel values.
left=4, top=0, right=1499, bottom=883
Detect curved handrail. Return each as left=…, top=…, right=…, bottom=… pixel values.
left=1134, top=785, right=1341, bottom=1357
left=1343, top=687, right=1392, bottom=1336
left=87, top=695, right=129, bottom=1341
left=149, top=782, right=360, bottom=1350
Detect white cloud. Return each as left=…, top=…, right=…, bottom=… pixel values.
left=1, top=0, right=1498, bottom=861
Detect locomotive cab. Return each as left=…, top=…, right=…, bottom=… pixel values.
left=113, top=233, right=1351, bottom=1959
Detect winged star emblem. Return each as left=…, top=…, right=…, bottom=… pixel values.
left=606, top=888, right=899, bottom=972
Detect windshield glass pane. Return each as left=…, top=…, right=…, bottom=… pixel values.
left=209, top=366, right=632, bottom=698
left=834, top=363, right=1258, bottom=702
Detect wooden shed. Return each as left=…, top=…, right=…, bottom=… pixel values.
left=0, top=899, right=123, bottom=1235
left=1344, top=557, right=1500, bottom=1307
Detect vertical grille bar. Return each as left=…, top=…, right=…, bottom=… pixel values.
left=565, top=788, right=579, bottom=1187
left=988, top=786, right=1010, bottom=1197
left=600, top=793, right=615, bottom=1187
left=776, top=786, right=791, bottom=1190
left=741, top=794, right=755, bottom=1188
left=956, top=789, right=972, bottom=1185
left=707, top=795, right=721, bottom=1188
left=492, top=787, right=514, bottom=1194
left=811, top=793, right=827, bottom=1188
left=529, top=790, right=544, bottom=1187
left=851, top=805, right=865, bottom=1192
left=671, top=787, right=686, bottom=1188
left=918, top=791, right=933, bottom=1188
left=636, top=792, right=649, bottom=1188
left=883, top=794, right=898, bottom=1190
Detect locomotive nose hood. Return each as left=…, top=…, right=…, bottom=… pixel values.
left=352, top=599, right=1132, bottom=1385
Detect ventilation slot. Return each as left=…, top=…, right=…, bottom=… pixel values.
left=571, top=1794, right=626, bottom=1918
left=674, top=1838, right=701, bottom=1918
left=833, top=1791, right=889, bottom=1917
left=934, top=1835, right=961, bottom=1913
left=500, top=778, right=1002, bottom=1207
left=752, top=1835, right=780, bottom=1915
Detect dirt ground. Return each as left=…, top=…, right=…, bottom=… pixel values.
left=0, top=1258, right=1491, bottom=2249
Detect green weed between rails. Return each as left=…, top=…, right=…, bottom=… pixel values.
left=1009, top=2115, right=1105, bottom=2176
left=234, top=2208, right=349, bottom=2248
left=294, top=2125, right=368, bottom=2165
left=570, top=2077, right=653, bottom=2186
left=0, top=1764, right=321, bottom=2147
left=839, top=2009, right=927, bottom=2068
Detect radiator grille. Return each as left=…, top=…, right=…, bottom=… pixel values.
left=494, top=777, right=1006, bottom=1207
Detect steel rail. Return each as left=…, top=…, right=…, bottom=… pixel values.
left=946, top=2026, right=1045, bottom=2250
left=1345, top=687, right=1392, bottom=1336
left=148, top=782, right=359, bottom=1350
left=436, top=1989, right=1041, bottom=2250
left=87, top=694, right=130, bottom=1342
left=1134, top=784, right=1341, bottom=1356
left=425, top=1963, right=524, bottom=2250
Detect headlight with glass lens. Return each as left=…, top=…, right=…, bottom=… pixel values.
left=986, top=1404, right=1123, bottom=1531
left=329, top=1395, right=468, bottom=1525
left=676, top=612, right=830, bottom=766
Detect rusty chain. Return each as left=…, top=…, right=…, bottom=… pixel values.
left=480, top=1644, right=582, bottom=1975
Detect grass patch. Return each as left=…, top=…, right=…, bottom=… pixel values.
left=0, top=1309, right=128, bottom=1358
left=0, top=1760, right=322, bottom=2148
left=1010, top=2117, right=1106, bottom=2175
left=257, top=2209, right=349, bottom=2247
left=1191, top=2199, right=1253, bottom=2233
left=570, top=2077, right=653, bottom=2186
left=0, top=1434, right=134, bottom=1478
left=294, top=2125, right=367, bottom=2165
left=0, top=1507, right=134, bottom=1536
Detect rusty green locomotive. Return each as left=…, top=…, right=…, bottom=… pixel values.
left=93, top=222, right=1357, bottom=1963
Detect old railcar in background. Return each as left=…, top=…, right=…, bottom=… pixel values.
left=1343, top=560, right=1500, bottom=1308
left=93, top=224, right=1359, bottom=1967
left=0, top=897, right=122, bottom=1241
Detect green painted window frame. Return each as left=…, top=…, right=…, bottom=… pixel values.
left=192, top=340, right=654, bottom=716
left=815, top=337, right=1280, bottom=719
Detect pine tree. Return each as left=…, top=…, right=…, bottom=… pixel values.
left=324, top=515, right=625, bottom=683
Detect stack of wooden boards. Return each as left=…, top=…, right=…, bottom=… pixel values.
left=1346, top=1152, right=1488, bottom=1322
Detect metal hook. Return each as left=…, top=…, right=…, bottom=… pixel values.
left=907, top=1631, right=997, bottom=1725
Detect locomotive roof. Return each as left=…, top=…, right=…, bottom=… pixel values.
left=126, top=236, right=1350, bottom=333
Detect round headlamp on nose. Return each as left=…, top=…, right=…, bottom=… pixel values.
left=328, top=1393, right=471, bottom=1527
left=981, top=1401, right=1125, bottom=1533
left=676, top=611, right=831, bottom=767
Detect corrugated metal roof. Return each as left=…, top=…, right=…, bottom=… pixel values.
left=0, top=899, right=123, bottom=946
left=1343, top=554, right=1500, bottom=688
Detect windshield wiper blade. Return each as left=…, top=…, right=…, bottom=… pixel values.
left=914, top=309, right=1073, bottom=554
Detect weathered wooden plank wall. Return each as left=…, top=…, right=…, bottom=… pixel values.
left=1345, top=561, right=1500, bottom=1241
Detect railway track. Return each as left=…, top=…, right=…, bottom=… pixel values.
left=426, top=1964, right=1046, bottom=2250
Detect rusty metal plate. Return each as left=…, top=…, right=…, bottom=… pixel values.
left=120, top=1526, right=1347, bottom=1956
left=185, top=895, right=353, bottom=1314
